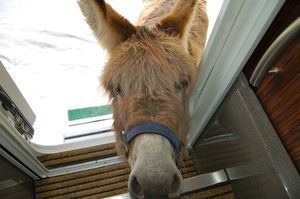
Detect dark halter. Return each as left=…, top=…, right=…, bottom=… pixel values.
left=121, top=122, right=183, bottom=163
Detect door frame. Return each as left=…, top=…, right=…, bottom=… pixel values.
left=188, top=0, right=285, bottom=148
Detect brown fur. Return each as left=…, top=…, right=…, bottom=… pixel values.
left=137, top=0, right=208, bottom=66
left=102, top=28, right=194, bottom=156
left=78, top=0, right=136, bottom=52
left=78, top=0, right=208, bottom=158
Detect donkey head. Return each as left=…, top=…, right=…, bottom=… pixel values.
left=78, top=0, right=199, bottom=198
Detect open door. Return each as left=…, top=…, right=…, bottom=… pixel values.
left=244, top=1, right=300, bottom=172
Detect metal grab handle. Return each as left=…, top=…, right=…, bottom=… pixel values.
left=250, top=17, right=300, bottom=87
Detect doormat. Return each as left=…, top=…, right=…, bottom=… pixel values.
left=36, top=158, right=234, bottom=198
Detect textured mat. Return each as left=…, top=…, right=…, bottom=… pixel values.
left=38, top=143, right=117, bottom=169
left=36, top=144, right=234, bottom=198
left=182, top=184, right=234, bottom=199
left=36, top=160, right=233, bottom=198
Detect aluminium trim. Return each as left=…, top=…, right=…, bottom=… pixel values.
left=226, top=164, right=263, bottom=181
left=0, top=179, right=20, bottom=191
left=31, top=133, right=115, bottom=155
left=0, top=111, right=48, bottom=178
left=250, top=17, right=300, bottom=87
left=64, top=126, right=114, bottom=140
left=182, top=169, right=228, bottom=193
left=47, top=156, right=123, bottom=177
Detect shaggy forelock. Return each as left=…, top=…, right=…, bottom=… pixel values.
left=101, top=27, right=195, bottom=98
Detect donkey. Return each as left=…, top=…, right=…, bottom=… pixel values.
left=78, top=0, right=208, bottom=198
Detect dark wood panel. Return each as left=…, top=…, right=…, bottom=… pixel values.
left=255, top=39, right=300, bottom=171
left=242, top=0, right=300, bottom=172
left=243, top=0, right=300, bottom=79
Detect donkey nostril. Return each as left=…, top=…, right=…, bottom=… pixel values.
left=129, top=176, right=143, bottom=198
left=170, top=173, right=182, bottom=193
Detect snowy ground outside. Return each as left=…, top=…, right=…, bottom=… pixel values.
left=0, top=0, right=223, bottom=145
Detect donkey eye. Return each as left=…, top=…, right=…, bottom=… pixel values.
left=113, top=85, right=123, bottom=97
left=175, top=79, right=189, bottom=92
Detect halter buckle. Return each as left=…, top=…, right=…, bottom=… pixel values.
left=121, top=130, right=129, bottom=156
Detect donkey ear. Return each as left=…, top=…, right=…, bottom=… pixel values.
left=157, top=0, right=197, bottom=44
left=78, top=0, right=136, bottom=52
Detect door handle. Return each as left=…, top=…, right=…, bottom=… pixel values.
left=250, top=17, right=300, bottom=87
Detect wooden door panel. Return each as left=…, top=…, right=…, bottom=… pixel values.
left=243, top=0, right=300, bottom=172
left=243, top=0, right=300, bottom=80
left=255, top=39, right=300, bottom=170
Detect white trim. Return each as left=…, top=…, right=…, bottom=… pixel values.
left=0, top=61, right=35, bottom=125
left=47, top=156, right=123, bottom=177
left=31, top=133, right=115, bottom=155
left=188, top=0, right=285, bottom=148
left=64, top=131, right=115, bottom=144
left=0, top=111, right=48, bottom=178
left=0, top=110, right=116, bottom=178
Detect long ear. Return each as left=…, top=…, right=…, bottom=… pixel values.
left=78, top=0, right=136, bottom=51
left=157, top=0, right=197, bottom=47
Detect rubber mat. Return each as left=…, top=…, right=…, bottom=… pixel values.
left=36, top=143, right=234, bottom=198
left=38, top=143, right=117, bottom=169
left=36, top=159, right=233, bottom=198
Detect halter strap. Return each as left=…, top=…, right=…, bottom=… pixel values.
left=121, top=122, right=182, bottom=152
